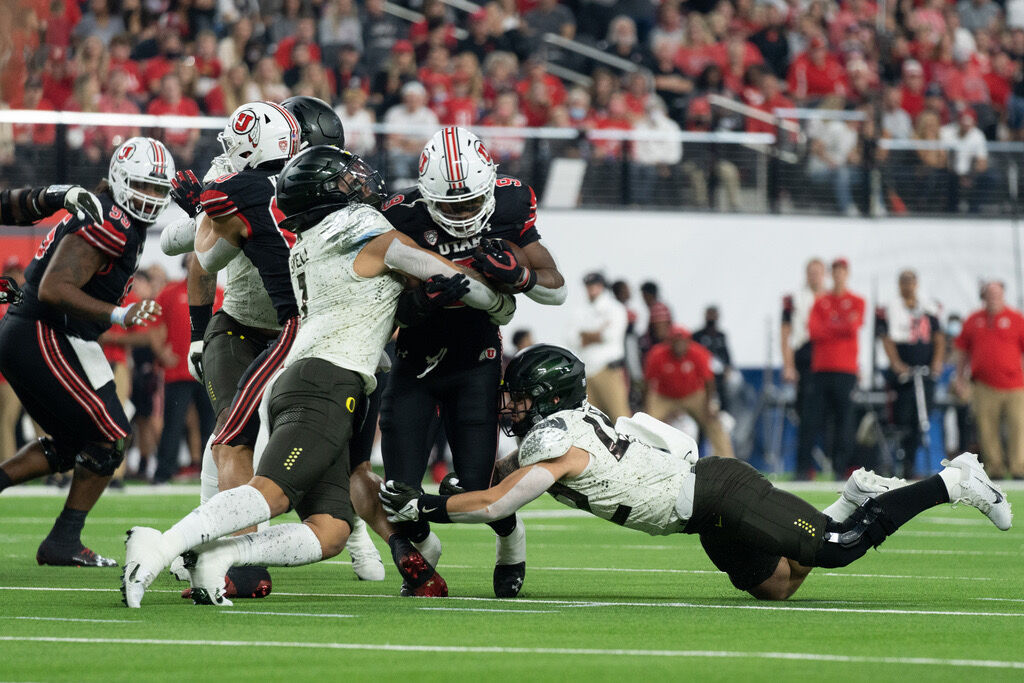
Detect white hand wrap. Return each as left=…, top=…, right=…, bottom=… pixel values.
left=449, top=466, right=555, bottom=523
left=161, top=215, right=198, bottom=255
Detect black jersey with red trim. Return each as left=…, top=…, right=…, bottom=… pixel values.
left=199, top=168, right=298, bottom=325
left=382, top=175, right=540, bottom=375
left=12, top=193, right=146, bottom=341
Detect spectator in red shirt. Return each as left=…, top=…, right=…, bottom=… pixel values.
left=13, top=79, right=56, bottom=151
left=900, top=59, right=928, bottom=120
left=143, top=33, right=184, bottom=96
left=803, top=257, right=865, bottom=477
left=786, top=35, right=848, bottom=103
left=147, top=73, right=201, bottom=166
left=107, top=34, right=144, bottom=97
left=40, top=47, right=76, bottom=110
left=275, top=17, right=322, bottom=72
left=953, top=281, right=1024, bottom=478
left=745, top=72, right=794, bottom=134
left=152, top=257, right=222, bottom=484
left=643, top=326, right=735, bottom=458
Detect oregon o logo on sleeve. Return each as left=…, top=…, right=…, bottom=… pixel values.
left=346, top=396, right=356, bottom=413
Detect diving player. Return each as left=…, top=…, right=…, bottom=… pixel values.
left=0, top=138, right=174, bottom=566
left=122, top=146, right=516, bottom=607
left=380, top=126, right=567, bottom=598
left=380, top=344, right=1013, bottom=600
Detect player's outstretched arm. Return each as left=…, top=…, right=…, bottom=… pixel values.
left=380, top=447, right=589, bottom=524
left=1, top=185, right=102, bottom=226
left=38, top=233, right=160, bottom=328
left=194, top=213, right=244, bottom=272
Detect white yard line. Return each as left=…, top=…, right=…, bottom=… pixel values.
left=418, top=607, right=558, bottom=614
left=1, top=585, right=1018, bottom=617
left=221, top=611, right=356, bottom=619
left=0, top=616, right=139, bottom=624
left=0, top=636, right=1021, bottom=669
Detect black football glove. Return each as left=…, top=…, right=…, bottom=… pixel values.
left=379, top=480, right=424, bottom=522
left=420, top=273, right=471, bottom=309
left=471, top=238, right=537, bottom=292
left=0, top=276, right=23, bottom=306
left=438, top=472, right=466, bottom=496
left=170, top=170, right=204, bottom=218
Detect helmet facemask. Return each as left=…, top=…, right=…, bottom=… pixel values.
left=108, top=138, right=174, bottom=223
left=422, top=181, right=496, bottom=239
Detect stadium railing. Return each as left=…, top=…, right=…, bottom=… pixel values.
left=0, top=108, right=1021, bottom=218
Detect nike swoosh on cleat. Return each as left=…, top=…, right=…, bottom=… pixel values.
left=982, top=481, right=1004, bottom=505
left=422, top=507, right=438, bottom=514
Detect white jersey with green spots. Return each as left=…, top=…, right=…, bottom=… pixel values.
left=284, top=204, right=402, bottom=392
left=517, top=403, right=694, bottom=535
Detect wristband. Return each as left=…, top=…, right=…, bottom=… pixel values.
left=517, top=267, right=537, bottom=292
left=417, top=494, right=451, bottom=523
left=190, top=304, right=213, bottom=343
left=110, top=305, right=131, bottom=328
left=42, top=184, right=74, bottom=211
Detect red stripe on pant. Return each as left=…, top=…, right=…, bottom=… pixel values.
left=212, top=316, right=299, bottom=446
left=36, top=322, right=126, bottom=441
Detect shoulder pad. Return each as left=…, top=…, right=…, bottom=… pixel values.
left=519, top=415, right=573, bottom=467
left=320, top=204, right=392, bottom=250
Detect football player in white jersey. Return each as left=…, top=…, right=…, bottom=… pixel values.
left=380, top=344, right=1012, bottom=600
left=160, top=97, right=386, bottom=592
left=122, top=146, right=517, bottom=607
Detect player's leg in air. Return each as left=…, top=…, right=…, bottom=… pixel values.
left=439, top=363, right=526, bottom=598
left=123, top=358, right=446, bottom=607
left=686, top=454, right=1011, bottom=600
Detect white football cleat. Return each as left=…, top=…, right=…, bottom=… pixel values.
left=168, top=553, right=191, bottom=582
left=844, top=468, right=908, bottom=506
left=121, top=527, right=169, bottom=608
left=347, top=517, right=385, bottom=581
left=941, top=452, right=1013, bottom=531
left=413, top=531, right=442, bottom=568
left=189, top=540, right=235, bottom=606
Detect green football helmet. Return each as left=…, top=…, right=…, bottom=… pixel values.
left=276, top=145, right=385, bottom=232
left=500, top=344, right=587, bottom=438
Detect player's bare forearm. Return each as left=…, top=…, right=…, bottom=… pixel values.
left=37, top=233, right=116, bottom=323
left=187, top=255, right=217, bottom=306
left=446, top=463, right=562, bottom=520
left=522, top=242, right=564, bottom=290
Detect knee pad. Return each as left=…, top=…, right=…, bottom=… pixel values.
left=75, top=437, right=128, bottom=476
left=38, top=437, right=77, bottom=474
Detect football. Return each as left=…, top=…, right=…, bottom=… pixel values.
left=489, top=239, right=532, bottom=294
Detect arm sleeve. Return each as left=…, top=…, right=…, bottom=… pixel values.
left=382, top=238, right=504, bottom=312
left=447, top=467, right=556, bottom=523
left=161, top=216, right=198, bottom=255
left=525, top=282, right=568, bottom=305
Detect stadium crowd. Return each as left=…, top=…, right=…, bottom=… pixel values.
left=2, top=0, right=1024, bottom=212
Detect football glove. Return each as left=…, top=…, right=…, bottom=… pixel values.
left=471, top=238, right=537, bottom=292
left=379, top=480, right=423, bottom=522
left=422, top=273, right=470, bottom=309
left=0, top=276, right=23, bottom=306
left=438, top=472, right=465, bottom=496
left=187, top=340, right=205, bottom=382
left=110, top=299, right=161, bottom=328
left=170, top=170, right=204, bottom=218
left=60, top=186, right=104, bottom=226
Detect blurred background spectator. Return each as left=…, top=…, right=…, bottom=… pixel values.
left=571, top=272, right=631, bottom=422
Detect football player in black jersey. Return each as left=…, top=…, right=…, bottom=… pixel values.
left=380, top=126, right=567, bottom=597
left=0, top=137, right=174, bottom=566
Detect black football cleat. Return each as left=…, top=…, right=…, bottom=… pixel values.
left=37, top=540, right=118, bottom=567
left=391, top=536, right=448, bottom=597
left=180, top=565, right=272, bottom=600
left=493, top=562, right=525, bottom=598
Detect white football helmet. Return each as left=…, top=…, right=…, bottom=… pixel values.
left=418, top=126, right=498, bottom=238
left=108, top=137, right=175, bottom=223
left=218, top=101, right=302, bottom=172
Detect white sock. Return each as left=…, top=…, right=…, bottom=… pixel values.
left=938, top=466, right=961, bottom=500
left=228, top=523, right=323, bottom=567
left=496, top=516, right=526, bottom=565
left=822, top=496, right=857, bottom=522
left=162, top=485, right=271, bottom=557
left=199, top=436, right=218, bottom=504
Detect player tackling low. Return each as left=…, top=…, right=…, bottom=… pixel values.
left=380, top=344, right=1012, bottom=600
left=122, top=146, right=517, bottom=607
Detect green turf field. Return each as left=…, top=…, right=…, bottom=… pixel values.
left=1, top=484, right=1022, bottom=682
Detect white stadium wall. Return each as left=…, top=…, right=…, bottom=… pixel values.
left=142, top=210, right=1024, bottom=373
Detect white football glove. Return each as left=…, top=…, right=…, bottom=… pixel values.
left=64, top=186, right=104, bottom=226
left=379, top=480, right=422, bottom=522
left=188, top=340, right=205, bottom=382
left=110, top=299, right=160, bottom=328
